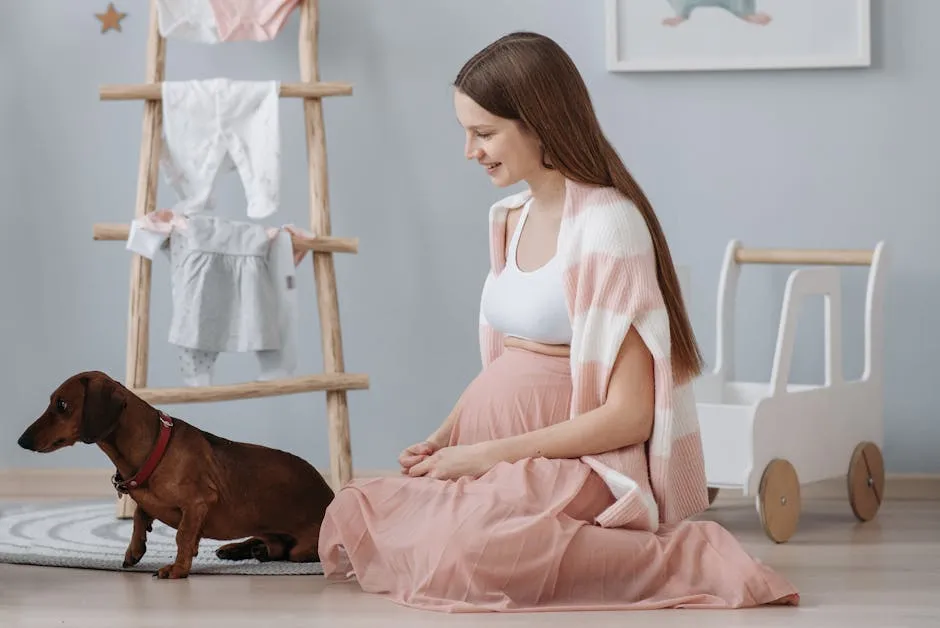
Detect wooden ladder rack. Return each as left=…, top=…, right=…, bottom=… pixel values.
left=94, top=0, right=366, bottom=518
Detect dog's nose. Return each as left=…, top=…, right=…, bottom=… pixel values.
left=17, top=432, right=33, bottom=450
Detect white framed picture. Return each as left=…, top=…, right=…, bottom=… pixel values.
left=605, top=0, right=871, bottom=72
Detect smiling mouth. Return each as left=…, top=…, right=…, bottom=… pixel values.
left=484, top=162, right=501, bottom=173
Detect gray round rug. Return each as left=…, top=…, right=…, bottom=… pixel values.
left=0, top=500, right=323, bottom=576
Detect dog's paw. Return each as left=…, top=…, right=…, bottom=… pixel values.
left=123, top=544, right=146, bottom=568
left=216, top=538, right=263, bottom=561
left=251, top=543, right=272, bottom=562
left=154, top=563, right=190, bottom=579
left=215, top=546, right=240, bottom=561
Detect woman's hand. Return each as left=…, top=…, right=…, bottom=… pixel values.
left=398, top=440, right=441, bottom=475
left=407, top=442, right=499, bottom=481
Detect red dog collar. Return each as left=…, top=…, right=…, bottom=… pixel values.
left=112, top=411, right=174, bottom=495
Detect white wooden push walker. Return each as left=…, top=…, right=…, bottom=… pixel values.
left=694, top=241, right=888, bottom=543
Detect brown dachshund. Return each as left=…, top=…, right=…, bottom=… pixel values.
left=16, top=370, right=336, bottom=579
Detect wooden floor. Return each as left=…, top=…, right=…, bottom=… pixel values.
left=2, top=493, right=939, bottom=627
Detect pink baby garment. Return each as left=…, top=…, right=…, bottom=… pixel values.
left=156, top=0, right=300, bottom=44
left=211, top=0, right=302, bottom=42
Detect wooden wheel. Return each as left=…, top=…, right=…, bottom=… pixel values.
left=707, top=487, right=720, bottom=505
left=847, top=441, right=885, bottom=522
left=757, top=458, right=801, bottom=543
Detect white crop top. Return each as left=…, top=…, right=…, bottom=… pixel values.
left=480, top=200, right=572, bottom=345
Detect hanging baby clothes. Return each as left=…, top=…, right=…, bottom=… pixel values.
left=127, top=210, right=301, bottom=387
left=156, top=0, right=300, bottom=44
left=160, top=78, right=280, bottom=220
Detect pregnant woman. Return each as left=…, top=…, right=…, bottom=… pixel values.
left=316, top=30, right=799, bottom=613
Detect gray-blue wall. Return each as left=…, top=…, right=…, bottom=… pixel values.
left=2, top=1, right=935, bottom=475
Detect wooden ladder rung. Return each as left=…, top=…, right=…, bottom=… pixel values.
left=99, top=81, right=353, bottom=101
left=92, top=223, right=359, bottom=254
left=131, top=373, right=369, bottom=405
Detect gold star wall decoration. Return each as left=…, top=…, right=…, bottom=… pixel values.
left=96, top=3, right=127, bottom=34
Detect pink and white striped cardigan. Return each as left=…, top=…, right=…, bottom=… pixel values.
left=478, top=178, right=709, bottom=531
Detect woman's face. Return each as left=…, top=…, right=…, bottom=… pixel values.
left=454, top=89, right=543, bottom=188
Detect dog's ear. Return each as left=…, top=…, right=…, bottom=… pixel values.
left=79, top=374, right=126, bottom=444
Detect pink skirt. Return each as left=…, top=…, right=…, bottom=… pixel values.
left=317, top=347, right=799, bottom=612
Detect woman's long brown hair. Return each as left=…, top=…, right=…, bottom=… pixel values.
left=455, top=31, right=705, bottom=384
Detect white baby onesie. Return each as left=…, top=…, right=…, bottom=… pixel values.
left=160, top=78, right=280, bottom=220
left=156, top=0, right=220, bottom=44
left=127, top=210, right=300, bottom=387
